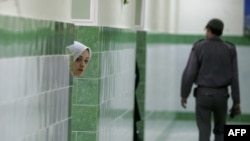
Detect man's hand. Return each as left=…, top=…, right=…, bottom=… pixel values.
left=181, top=98, right=187, bottom=109
left=229, top=103, right=241, bottom=118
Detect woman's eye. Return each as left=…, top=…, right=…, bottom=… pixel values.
left=84, top=60, right=89, bottom=64
left=76, top=58, right=82, bottom=62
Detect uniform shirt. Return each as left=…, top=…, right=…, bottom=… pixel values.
left=181, top=36, right=240, bottom=104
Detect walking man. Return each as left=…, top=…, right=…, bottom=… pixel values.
left=180, top=18, right=241, bottom=141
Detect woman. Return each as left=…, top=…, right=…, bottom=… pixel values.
left=66, top=41, right=92, bottom=77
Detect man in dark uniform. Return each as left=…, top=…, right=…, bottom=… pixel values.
left=180, top=18, right=241, bottom=141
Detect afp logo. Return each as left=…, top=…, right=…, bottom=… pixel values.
left=224, top=125, right=250, bottom=141
left=228, top=129, right=246, bottom=136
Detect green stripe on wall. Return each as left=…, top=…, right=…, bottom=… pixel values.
left=75, top=26, right=136, bottom=53
left=175, top=112, right=250, bottom=123
left=147, top=34, right=250, bottom=46
left=115, top=28, right=137, bottom=43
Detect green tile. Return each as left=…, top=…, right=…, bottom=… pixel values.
left=72, top=105, right=98, bottom=131
left=68, top=86, right=73, bottom=116
left=75, top=26, right=100, bottom=52
left=72, top=80, right=78, bottom=104
left=136, top=87, right=144, bottom=98
left=99, top=27, right=137, bottom=52
left=146, top=111, right=175, bottom=121
left=136, top=63, right=146, bottom=81
left=137, top=91, right=145, bottom=101
left=137, top=119, right=144, bottom=141
left=71, top=131, right=76, bottom=141
left=70, top=26, right=138, bottom=141
left=135, top=30, right=146, bottom=140
left=175, top=112, right=250, bottom=123
left=68, top=119, right=72, bottom=141
left=69, top=71, right=74, bottom=86
left=146, top=33, right=250, bottom=46
left=77, top=132, right=96, bottom=141
left=116, top=29, right=137, bottom=47
left=0, top=15, right=74, bottom=58
left=100, top=27, right=112, bottom=52
left=174, top=112, right=196, bottom=121
left=81, top=53, right=100, bottom=78
left=76, top=79, right=100, bottom=105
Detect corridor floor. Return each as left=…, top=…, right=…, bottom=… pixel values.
left=164, top=120, right=199, bottom=141
left=163, top=120, right=247, bottom=141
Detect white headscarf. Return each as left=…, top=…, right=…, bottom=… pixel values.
left=66, top=41, right=92, bottom=61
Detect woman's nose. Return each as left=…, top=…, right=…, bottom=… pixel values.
left=81, top=62, right=86, bottom=67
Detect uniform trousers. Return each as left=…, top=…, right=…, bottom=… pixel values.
left=195, top=87, right=229, bottom=141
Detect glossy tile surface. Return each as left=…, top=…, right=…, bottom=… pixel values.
left=144, top=42, right=177, bottom=141
left=71, top=26, right=136, bottom=141
left=163, top=120, right=198, bottom=141
left=0, top=15, right=73, bottom=141
left=135, top=31, right=147, bottom=140
left=2, top=14, right=250, bottom=141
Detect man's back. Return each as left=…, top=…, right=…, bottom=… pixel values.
left=194, top=36, right=235, bottom=88
left=180, top=18, right=241, bottom=141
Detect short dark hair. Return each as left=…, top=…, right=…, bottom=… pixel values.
left=205, top=18, right=224, bottom=36
left=207, top=26, right=223, bottom=36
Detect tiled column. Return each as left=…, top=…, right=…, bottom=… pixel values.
left=135, top=31, right=147, bottom=141
left=71, top=26, right=101, bottom=141
left=0, top=15, right=74, bottom=141
left=71, top=26, right=136, bottom=141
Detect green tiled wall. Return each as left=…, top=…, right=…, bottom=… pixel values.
left=135, top=31, right=147, bottom=140
left=0, top=16, right=74, bottom=58
left=0, top=15, right=74, bottom=141
left=2, top=14, right=249, bottom=141
left=71, top=26, right=136, bottom=141
left=136, top=31, right=146, bottom=117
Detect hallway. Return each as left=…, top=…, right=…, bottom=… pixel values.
left=164, top=120, right=198, bottom=141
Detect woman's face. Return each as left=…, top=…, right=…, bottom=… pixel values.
left=73, top=49, right=90, bottom=77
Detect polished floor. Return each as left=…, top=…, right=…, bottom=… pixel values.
left=164, top=120, right=212, bottom=141
left=163, top=120, right=248, bottom=141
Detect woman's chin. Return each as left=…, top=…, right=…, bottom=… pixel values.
left=74, top=72, right=84, bottom=77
